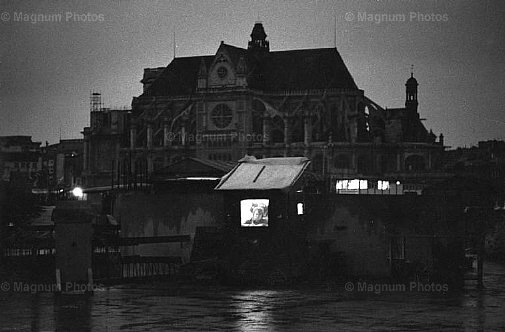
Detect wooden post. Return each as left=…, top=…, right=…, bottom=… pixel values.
left=55, top=269, right=62, bottom=292
left=111, top=160, right=114, bottom=189
left=477, top=233, right=484, bottom=288
left=87, top=267, right=94, bottom=293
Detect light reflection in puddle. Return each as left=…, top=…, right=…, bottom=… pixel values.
left=230, top=290, right=278, bottom=330
left=0, top=263, right=504, bottom=331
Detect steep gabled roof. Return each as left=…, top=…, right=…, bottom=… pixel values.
left=251, top=48, right=358, bottom=90
left=219, top=43, right=247, bottom=67
left=141, top=45, right=358, bottom=97
left=144, top=56, right=214, bottom=96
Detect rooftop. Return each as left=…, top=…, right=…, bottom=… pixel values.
left=142, top=44, right=357, bottom=97
left=215, top=155, right=310, bottom=191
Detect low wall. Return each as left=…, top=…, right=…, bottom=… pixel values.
left=307, top=196, right=390, bottom=277
left=114, top=190, right=224, bottom=262
left=307, top=194, right=463, bottom=278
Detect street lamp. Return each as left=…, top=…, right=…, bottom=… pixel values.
left=72, top=187, right=83, bottom=198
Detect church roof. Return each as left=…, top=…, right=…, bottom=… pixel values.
left=220, top=43, right=246, bottom=67
left=253, top=48, right=357, bottom=91
left=142, top=45, right=357, bottom=97
left=145, top=55, right=214, bottom=96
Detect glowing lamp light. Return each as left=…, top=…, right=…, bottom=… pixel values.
left=72, top=187, right=84, bottom=198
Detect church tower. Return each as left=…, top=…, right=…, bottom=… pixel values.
left=248, top=22, right=270, bottom=52
left=405, top=68, right=418, bottom=112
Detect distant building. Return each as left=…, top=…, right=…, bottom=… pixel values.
left=82, top=95, right=130, bottom=186
left=445, top=140, right=505, bottom=181
left=444, top=140, right=505, bottom=204
left=41, top=139, right=84, bottom=190
left=0, top=136, right=42, bottom=187
left=83, top=22, right=445, bottom=189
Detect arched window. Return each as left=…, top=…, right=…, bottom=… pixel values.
left=290, top=114, right=304, bottom=143
left=186, top=116, right=196, bottom=145
left=134, top=159, right=145, bottom=172
left=311, top=104, right=330, bottom=142
left=405, top=155, right=425, bottom=171
left=252, top=99, right=265, bottom=136
left=154, top=158, right=164, bottom=171
left=312, top=154, right=323, bottom=173
left=271, top=116, right=284, bottom=143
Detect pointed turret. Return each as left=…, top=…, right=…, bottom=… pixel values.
left=405, top=67, right=418, bottom=111
left=248, top=22, right=269, bottom=52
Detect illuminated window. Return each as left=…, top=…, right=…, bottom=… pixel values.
left=297, top=203, right=304, bottom=215
left=378, top=180, right=390, bottom=190
left=336, top=179, right=368, bottom=190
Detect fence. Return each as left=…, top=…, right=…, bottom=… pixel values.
left=1, top=228, right=190, bottom=283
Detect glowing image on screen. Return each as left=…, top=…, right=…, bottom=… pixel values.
left=240, top=199, right=269, bottom=227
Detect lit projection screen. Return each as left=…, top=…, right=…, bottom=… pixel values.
left=240, top=199, right=269, bottom=227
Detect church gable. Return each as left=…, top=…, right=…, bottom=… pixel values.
left=207, top=44, right=247, bottom=88
left=208, top=52, right=236, bottom=87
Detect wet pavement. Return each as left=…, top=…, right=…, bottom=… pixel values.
left=1, top=262, right=505, bottom=331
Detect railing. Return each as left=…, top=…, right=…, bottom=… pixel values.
left=120, top=256, right=182, bottom=279
left=1, top=232, right=190, bottom=282
left=93, top=235, right=190, bottom=281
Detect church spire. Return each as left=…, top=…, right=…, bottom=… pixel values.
left=405, top=66, right=418, bottom=111
left=248, top=22, right=269, bottom=52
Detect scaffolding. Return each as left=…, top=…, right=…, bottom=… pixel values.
left=90, top=92, right=103, bottom=112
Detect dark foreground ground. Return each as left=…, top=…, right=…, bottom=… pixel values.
left=1, top=262, right=505, bottom=331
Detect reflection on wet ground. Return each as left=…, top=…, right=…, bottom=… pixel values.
left=1, top=262, right=505, bottom=331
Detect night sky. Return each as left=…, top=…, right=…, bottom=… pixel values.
left=0, top=0, right=504, bottom=148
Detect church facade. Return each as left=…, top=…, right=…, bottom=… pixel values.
left=83, top=22, right=445, bottom=189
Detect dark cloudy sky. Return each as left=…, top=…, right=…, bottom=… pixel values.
left=0, top=0, right=504, bottom=148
